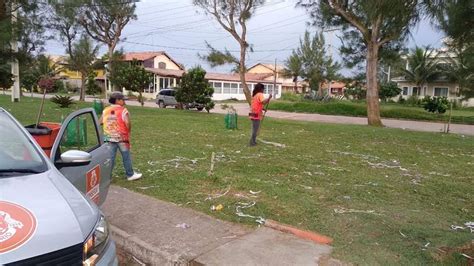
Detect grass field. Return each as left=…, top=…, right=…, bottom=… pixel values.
left=2, top=95, right=473, bottom=265
left=270, top=99, right=474, bottom=125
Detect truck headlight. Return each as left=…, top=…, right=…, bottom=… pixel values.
left=83, top=215, right=110, bottom=265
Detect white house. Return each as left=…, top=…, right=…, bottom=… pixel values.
left=392, top=48, right=474, bottom=106
left=206, top=72, right=282, bottom=101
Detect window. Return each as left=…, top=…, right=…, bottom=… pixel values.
left=213, top=82, right=222, bottom=94
left=158, top=62, right=166, bottom=69
left=159, top=78, right=164, bottom=89
left=402, top=87, right=408, bottom=95
left=0, top=114, right=47, bottom=173
left=60, top=113, right=100, bottom=153
left=264, top=84, right=274, bottom=95
left=223, top=83, right=231, bottom=94
left=249, top=83, right=254, bottom=93
left=231, top=83, right=238, bottom=94
left=412, top=87, right=420, bottom=96
left=434, top=87, right=448, bottom=97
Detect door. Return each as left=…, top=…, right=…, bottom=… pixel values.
left=51, top=108, right=113, bottom=206
left=169, top=90, right=178, bottom=106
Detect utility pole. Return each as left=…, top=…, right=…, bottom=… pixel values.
left=10, top=1, right=20, bottom=102
left=273, top=58, right=277, bottom=97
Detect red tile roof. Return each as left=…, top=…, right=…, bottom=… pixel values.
left=321, top=81, right=346, bottom=89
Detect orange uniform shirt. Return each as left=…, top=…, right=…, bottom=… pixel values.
left=250, top=93, right=265, bottom=120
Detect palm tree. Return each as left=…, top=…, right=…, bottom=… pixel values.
left=282, top=51, right=303, bottom=93
left=403, top=47, right=441, bottom=96
left=68, top=35, right=99, bottom=101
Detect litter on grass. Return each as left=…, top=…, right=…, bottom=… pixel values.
left=258, top=139, right=286, bottom=148
left=211, top=204, right=224, bottom=211
left=136, top=185, right=159, bottom=190
left=208, top=152, right=216, bottom=176
left=334, top=207, right=377, bottom=215
left=299, top=184, right=313, bottom=190
left=451, top=222, right=474, bottom=233
left=249, top=190, right=261, bottom=195
left=204, top=186, right=231, bottom=201
left=235, top=201, right=265, bottom=224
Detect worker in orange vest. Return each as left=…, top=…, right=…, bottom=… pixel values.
left=101, top=92, right=142, bottom=181
left=248, top=83, right=272, bottom=146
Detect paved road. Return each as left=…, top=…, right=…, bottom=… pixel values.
left=11, top=93, right=474, bottom=135
left=213, top=103, right=474, bottom=136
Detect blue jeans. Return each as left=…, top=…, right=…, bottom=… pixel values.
left=107, top=142, right=134, bottom=177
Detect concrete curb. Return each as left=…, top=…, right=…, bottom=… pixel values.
left=110, top=224, right=188, bottom=265
left=264, top=219, right=333, bottom=245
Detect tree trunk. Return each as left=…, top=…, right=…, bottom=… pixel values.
left=139, top=91, right=144, bottom=106
left=365, top=43, right=383, bottom=126
left=294, top=77, right=298, bottom=93
left=107, top=47, right=115, bottom=94
left=80, top=73, right=86, bottom=101
left=239, top=44, right=251, bottom=105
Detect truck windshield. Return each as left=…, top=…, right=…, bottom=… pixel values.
left=0, top=112, right=48, bottom=176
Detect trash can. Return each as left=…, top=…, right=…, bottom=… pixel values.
left=92, top=99, right=104, bottom=116
left=225, top=112, right=238, bottom=129
left=25, top=122, right=62, bottom=157
left=63, top=117, right=87, bottom=148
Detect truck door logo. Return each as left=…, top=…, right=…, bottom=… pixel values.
left=0, top=201, right=37, bottom=254
left=86, top=165, right=101, bottom=204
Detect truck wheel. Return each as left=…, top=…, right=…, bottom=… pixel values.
left=158, top=101, right=165, bottom=108
left=197, top=107, right=204, bottom=111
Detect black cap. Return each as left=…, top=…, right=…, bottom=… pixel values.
left=109, top=91, right=125, bottom=104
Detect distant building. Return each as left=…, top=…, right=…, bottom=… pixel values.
left=207, top=72, right=281, bottom=101
left=116, top=51, right=281, bottom=100
left=247, top=63, right=307, bottom=93
left=111, top=51, right=185, bottom=98
left=49, top=55, right=105, bottom=90
left=392, top=48, right=473, bottom=106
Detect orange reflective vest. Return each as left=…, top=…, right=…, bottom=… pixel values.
left=102, top=105, right=130, bottom=142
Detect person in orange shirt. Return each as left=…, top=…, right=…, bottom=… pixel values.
left=101, top=92, right=142, bottom=181
left=249, top=83, right=272, bottom=146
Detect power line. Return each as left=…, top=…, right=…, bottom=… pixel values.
left=122, top=40, right=295, bottom=53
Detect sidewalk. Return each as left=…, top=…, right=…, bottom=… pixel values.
left=103, top=186, right=338, bottom=265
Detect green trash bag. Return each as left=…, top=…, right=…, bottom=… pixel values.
left=63, top=117, right=87, bottom=147
left=92, top=100, right=104, bottom=116
left=225, top=113, right=238, bottom=129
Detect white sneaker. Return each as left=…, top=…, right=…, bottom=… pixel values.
left=127, top=172, right=142, bottom=181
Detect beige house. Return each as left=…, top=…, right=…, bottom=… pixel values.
left=109, top=51, right=185, bottom=99
left=247, top=63, right=307, bottom=93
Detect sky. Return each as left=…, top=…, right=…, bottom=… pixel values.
left=46, top=0, right=447, bottom=76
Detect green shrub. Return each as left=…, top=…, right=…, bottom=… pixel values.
left=51, top=95, right=75, bottom=108
left=423, top=96, right=449, bottom=114
left=281, top=92, right=302, bottom=102
left=397, top=95, right=406, bottom=104
left=379, top=82, right=401, bottom=101
left=406, top=95, right=421, bottom=106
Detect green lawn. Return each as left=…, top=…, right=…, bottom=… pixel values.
left=2, top=95, right=473, bottom=265
left=269, top=100, right=474, bottom=125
